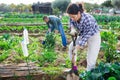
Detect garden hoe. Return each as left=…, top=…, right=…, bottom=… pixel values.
left=67, top=33, right=79, bottom=80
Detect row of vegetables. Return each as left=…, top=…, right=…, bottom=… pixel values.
left=0, top=13, right=120, bottom=80
left=0, top=30, right=120, bottom=80
left=1, top=14, right=120, bottom=30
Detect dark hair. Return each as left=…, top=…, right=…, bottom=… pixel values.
left=43, top=16, right=48, bottom=20
left=66, top=3, right=84, bottom=14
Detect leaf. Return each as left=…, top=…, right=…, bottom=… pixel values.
left=107, top=77, right=116, bottom=80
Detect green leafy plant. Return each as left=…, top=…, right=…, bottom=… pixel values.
left=42, top=66, right=64, bottom=80
left=0, top=40, right=10, bottom=50
left=0, top=34, right=11, bottom=50
left=43, top=32, right=56, bottom=49
left=0, top=34, right=21, bottom=50
left=0, top=50, right=10, bottom=62
left=38, top=49, right=57, bottom=67
left=101, top=31, right=119, bottom=63
left=2, top=33, right=10, bottom=40
left=80, top=62, right=120, bottom=80
left=108, top=77, right=116, bottom=80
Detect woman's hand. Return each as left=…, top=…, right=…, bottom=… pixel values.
left=70, top=27, right=77, bottom=36
left=74, top=45, right=84, bottom=54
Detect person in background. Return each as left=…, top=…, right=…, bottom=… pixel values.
left=43, top=15, right=67, bottom=50
left=66, top=3, right=101, bottom=71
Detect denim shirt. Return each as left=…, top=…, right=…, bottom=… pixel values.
left=70, top=13, right=100, bottom=46
left=47, top=15, right=61, bottom=31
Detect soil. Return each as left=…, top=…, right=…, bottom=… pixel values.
left=0, top=31, right=120, bottom=80
left=0, top=63, right=67, bottom=80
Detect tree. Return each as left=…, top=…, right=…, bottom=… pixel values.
left=0, top=3, right=34, bottom=13
left=112, top=0, right=120, bottom=9
left=84, top=3, right=99, bottom=12
left=0, top=3, right=11, bottom=13
left=52, top=0, right=71, bottom=13
left=52, top=8, right=60, bottom=15
left=9, top=3, right=16, bottom=12
left=26, top=4, right=32, bottom=12
left=84, top=3, right=93, bottom=12
left=101, top=0, right=113, bottom=7
left=15, top=3, right=27, bottom=13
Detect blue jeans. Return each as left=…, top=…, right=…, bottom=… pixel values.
left=51, top=23, right=67, bottom=47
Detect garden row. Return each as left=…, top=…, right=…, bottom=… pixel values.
left=0, top=13, right=120, bottom=80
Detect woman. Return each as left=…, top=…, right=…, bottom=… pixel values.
left=67, top=3, right=101, bottom=71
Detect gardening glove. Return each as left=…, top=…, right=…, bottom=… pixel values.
left=70, top=27, right=77, bottom=36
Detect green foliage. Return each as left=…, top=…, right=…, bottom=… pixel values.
left=42, top=67, right=64, bottom=80
left=108, top=77, right=116, bottom=80
left=4, top=13, right=44, bottom=18
left=43, top=33, right=56, bottom=49
left=84, top=3, right=93, bottom=12
left=80, top=62, right=120, bottom=80
left=0, top=50, right=10, bottom=62
left=2, top=33, right=10, bottom=40
left=0, top=34, right=13, bottom=50
left=112, top=0, right=120, bottom=9
left=101, top=31, right=119, bottom=63
left=52, top=0, right=71, bottom=13
left=52, top=8, right=60, bottom=15
left=38, top=49, right=57, bottom=67
left=65, top=57, right=71, bottom=68
left=101, top=0, right=113, bottom=7
left=42, top=66, right=63, bottom=75
left=0, top=34, right=23, bottom=63
left=0, top=26, right=48, bottom=33
left=13, top=37, right=42, bottom=63
left=93, top=15, right=120, bottom=24
left=84, top=3, right=99, bottom=12
left=0, top=40, right=10, bottom=50
left=0, top=18, right=43, bottom=24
